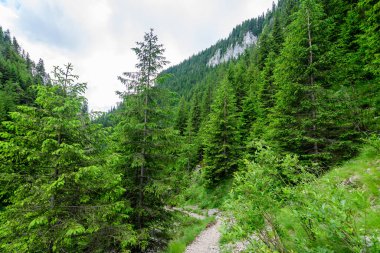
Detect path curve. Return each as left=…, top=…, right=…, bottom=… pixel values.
left=184, top=219, right=221, bottom=253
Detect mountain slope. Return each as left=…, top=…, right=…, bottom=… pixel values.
left=0, top=27, right=49, bottom=123
left=223, top=143, right=380, bottom=252
left=160, top=12, right=271, bottom=97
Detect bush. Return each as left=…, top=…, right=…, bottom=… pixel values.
left=223, top=142, right=380, bottom=252
left=223, top=142, right=312, bottom=251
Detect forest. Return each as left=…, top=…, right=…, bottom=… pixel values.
left=0, top=0, right=379, bottom=252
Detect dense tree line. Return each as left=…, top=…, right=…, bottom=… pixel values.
left=166, top=0, right=379, bottom=184
left=0, top=27, right=49, bottom=123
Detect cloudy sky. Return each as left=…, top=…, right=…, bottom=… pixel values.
left=0, top=0, right=275, bottom=111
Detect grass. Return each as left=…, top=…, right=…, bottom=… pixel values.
left=179, top=172, right=233, bottom=209
left=164, top=211, right=215, bottom=253
left=220, top=144, right=380, bottom=252
left=275, top=145, right=380, bottom=251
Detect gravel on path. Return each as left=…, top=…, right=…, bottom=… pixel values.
left=184, top=219, right=221, bottom=253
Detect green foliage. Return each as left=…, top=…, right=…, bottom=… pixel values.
left=224, top=142, right=312, bottom=242
left=165, top=212, right=214, bottom=253
left=0, top=29, right=40, bottom=125
left=175, top=167, right=233, bottom=209
left=115, top=29, right=178, bottom=251
left=223, top=143, right=380, bottom=252
left=202, top=78, right=241, bottom=185
left=0, top=64, right=136, bottom=252
left=276, top=144, right=380, bottom=252
left=265, top=0, right=360, bottom=167
left=175, top=96, right=189, bottom=135
left=365, top=134, right=380, bottom=153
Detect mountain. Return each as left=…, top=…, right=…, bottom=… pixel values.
left=206, top=31, right=258, bottom=67
left=0, top=27, right=49, bottom=122
left=159, top=11, right=272, bottom=97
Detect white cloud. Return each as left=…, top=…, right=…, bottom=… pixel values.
left=0, top=0, right=275, bottom=111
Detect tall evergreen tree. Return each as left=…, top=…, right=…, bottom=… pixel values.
left=175, top=96, right=189, bottom=136
left=35, top=58, right=47, bottom=84
left=267, top=0, right=357, bottom=166
left=116, top=29, right=176, bottom=250
left=203, top=78, right=241, bottom=185
left=187, top=87, right=202, bottom=135
left=11, top=37, right=20, bottom=54
left=0, top=64, right=135, bottom=252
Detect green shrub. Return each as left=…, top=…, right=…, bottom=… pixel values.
left=223, top=142, right=312, bottom=251
left=223, top=142, right=380, bottom=252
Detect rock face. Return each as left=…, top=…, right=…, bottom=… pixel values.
left=207, top=32, right=257, bottom=67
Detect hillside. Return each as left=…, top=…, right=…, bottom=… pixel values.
left=221, top=142, right=380, bottom=252
left=0, top=27, right=49, bottom=124
left=159, top=11, right=270, bottom=97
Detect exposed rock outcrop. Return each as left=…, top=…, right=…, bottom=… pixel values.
left=207, top=32, right=257, bottom=67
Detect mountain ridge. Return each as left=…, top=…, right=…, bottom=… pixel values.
left=159, top=12, right=271, bottom=97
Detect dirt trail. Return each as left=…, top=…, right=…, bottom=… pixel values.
left=166, top=206, right=221, bottom=252
left=184, top=219, right=221, bottom=253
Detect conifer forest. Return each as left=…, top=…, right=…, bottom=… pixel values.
left=0, top=0, right=379, bottom=252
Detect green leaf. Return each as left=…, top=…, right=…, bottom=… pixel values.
left=28, top=216, right=48, bottom=229
left=65, top=223, right=86, bottom=237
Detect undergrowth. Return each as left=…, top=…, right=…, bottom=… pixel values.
left=174, top=167, right=233, bottom=209
left=222, top=140, right=380, bottom=252
left=164, top=211, right=214, bottom=253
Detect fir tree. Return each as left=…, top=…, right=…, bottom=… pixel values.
left=116, top=29, right=176, bottom=250
left=268, top=0, right=332, bottom=165
left=175, top=96, right=189, bottom=135
left=35, top=58, right=47, bottom=84
left=187, top=87, right=202, bottom=135
left=203, top=78, right=241, bottom=185
left=11, top=37, right=20, bottom=54
left=0, top=64, right=136, bottom=252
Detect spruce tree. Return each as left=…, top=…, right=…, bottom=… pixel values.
left=187, top=87, right=202, bottom=135
left=116, top=29, right=176, bottom=249
left=203, top=78, right=241, bottom=185
left=268, top=0, right=341, bottom=166
left=355, top=0, right=380, bottom=131
left=0, top=64, right=136, bottom=252
left=175, top=96, right=189, bottom=135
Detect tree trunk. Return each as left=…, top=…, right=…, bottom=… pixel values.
left=137, top=38, right=152, bottom=229
left=48, top=131, right=61, bottom=252
left=307, top=9, right=319, bottom=155
left=223, top=92, right=227, bottom=157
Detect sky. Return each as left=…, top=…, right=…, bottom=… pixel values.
left=0, top=0, right=275, bottom=111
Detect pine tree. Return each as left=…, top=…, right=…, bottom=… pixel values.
left=240, top=60, right=260, bottom=141
left=200, top=81, right=214, bottom=122
left=36, top=58, right=45, bottom=75
left=175, top=96, right=189, bottom=135
left=203, top=78, right=241, bottom=185
left=256, top=26, right=273, bottom=70
left=272, top=15, right=284, bottom=54
left=12, top=37, right=20, bottom=53
left=3, top=29, right=11, bottom=44
left=355, top=0, right=380, bottom=131
left=268, top=0, right=349, bottom=166
left=35, top=58, right=47, bottom=84
left=116, top=29, right=176, bottom=249
left=187, top=87, right=202, bottom=135
left=0, top=64, right=136, bottom=252
left=227, top=60, right=249, bottom=113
